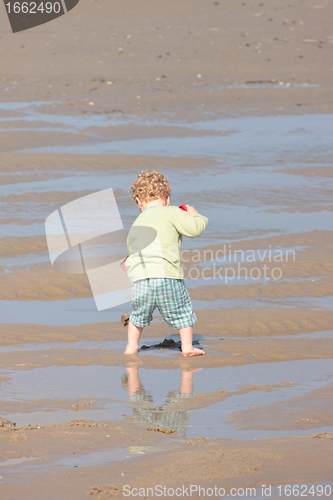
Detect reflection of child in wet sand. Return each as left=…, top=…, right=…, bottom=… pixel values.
left=124, top=364, right=200, bottom=435
left=126, top=364, right=197, bottom=397
left=124, top=170, right=208, bottom=357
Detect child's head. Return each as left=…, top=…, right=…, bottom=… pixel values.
left=130, top=170, right=171, bottom=205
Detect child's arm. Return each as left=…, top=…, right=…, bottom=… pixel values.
left=186, top=205, right=198, bottom=215
left=173, top=206, right=208, bottom=238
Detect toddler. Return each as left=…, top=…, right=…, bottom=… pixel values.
left=124, top=170, right=208, bottom=357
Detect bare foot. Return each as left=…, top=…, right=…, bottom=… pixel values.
left=124, top=345, right=139, bottom=355
left=182, top=347, right=205, bottom=357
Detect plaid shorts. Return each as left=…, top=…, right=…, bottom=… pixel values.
left=130, top=278, right=197, bottom=330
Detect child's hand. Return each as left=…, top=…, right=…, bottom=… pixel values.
left=186, top=205, right=198, bottom=214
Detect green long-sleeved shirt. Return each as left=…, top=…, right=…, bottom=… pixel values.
left=126, top=205, right=208, bottom=283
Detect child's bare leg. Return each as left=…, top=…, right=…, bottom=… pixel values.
left=124, top=321, right=143, bottom=355
left=179, top=326, right=205, bottom=357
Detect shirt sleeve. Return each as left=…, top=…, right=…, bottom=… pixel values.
left=173, top=208, right=208, bottom=238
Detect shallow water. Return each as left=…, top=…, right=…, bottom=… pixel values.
left=214, top=82, right=320, bottom=90
left=220, top=329, right=333, bottom=341
left=0, top=245, right=303, bottom=276
left=1, top=107, right=332, bottom=248
left=2, top=288, right=332, bottom=326
left=1, top=166, right=332, bottom=250
left=0, top=439, right=183, bottom=486
left=0, top=339, right=127, bottom=353
left=18, top=112, right=333, bottom=164
left=1, top=359, right=332, bottom=440
left=0, top=328, right=331, bottom=355
left=0, top=332, right=203, bottom=354
left=2, top=283, right=331, bottom=326
left=0, top=446, right=162, bottom=484
left=0, top=297, right=127, bottom=324
left=0, top=252, right=49, bottom=270
left=0, top=102, right=332, bottom=474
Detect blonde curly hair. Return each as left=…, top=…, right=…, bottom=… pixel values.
left=130, top=170, right=171, bottom=203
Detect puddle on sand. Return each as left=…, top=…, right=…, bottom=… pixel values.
left=213, top=82, right=321, bottom=91
left=3, top=219, right=300, bottom=274
left=0, top=445, right=174, bottom=485
left=0, top=252, right=50, bottom=271
left=0, top=172, right=131, bottom=196
left=262, top=296, right=333, bottom=310
left=192, top=294, right=333, bottom=312
left=0, top=332, right=205, bottom=354
left=1, top=167, right=332, bottom=245
left=0, top=297, right=127, bottom=324
left=0, top=100, right=134, bottom=129
left=2, top=290, right=332, bottom=327
left=20, top=113, right=333, bottom=166
left=0, top=456, right=38, bottom=467
left=1, top=111, right=332, bottom=244
left=1, top=103, right=332, bottom=178
left=0, top=281, right=264, bottom=328
left=1, top=329, right=328, bottom=355
left=1, top=359, right=332, bottom=440
left=0, top=339, right=127, bottom=353
left=220, top=329, right=333, bottom=341
left=186, top=275, right=320, bottom=289
left=0, top=101, right=59, bottom=111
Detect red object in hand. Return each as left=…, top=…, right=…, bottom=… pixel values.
left=120, top=256, right=128, bottom=271
left=179, top=204, right=187, bottom=211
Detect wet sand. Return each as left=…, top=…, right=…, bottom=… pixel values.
left=1, top=0, right=332, bottom=119
left=1, top=418, right=332, bottom=499
left=0, top=0, right=333, bottom=498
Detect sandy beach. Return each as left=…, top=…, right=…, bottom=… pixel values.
left=0, top=0, right=333, bottom=498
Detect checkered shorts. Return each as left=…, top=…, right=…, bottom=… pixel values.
left=130, top=278, right=197, bottom=330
